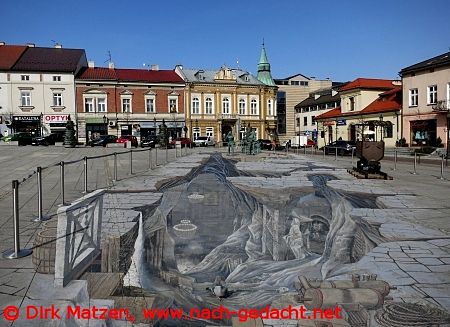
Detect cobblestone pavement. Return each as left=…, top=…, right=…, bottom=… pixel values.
left=0, top=146, right=448, bottom=327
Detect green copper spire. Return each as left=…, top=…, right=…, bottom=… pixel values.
left=257, top=43, right=275, bottom=86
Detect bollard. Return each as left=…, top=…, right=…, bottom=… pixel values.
left=440, top=156, right=445, bottom=180
left=113, top=152, right=118, bottom=182
left=3, top=180, right=33, bottom=259
left=166, top=146, right=168, bottom=164
left=175, top=145, right=178, bottom=158
left=33, top=167, right=50, bottom=222
left=394, top=150, right=397, bottom=171
left=130, top=150, right=133, bottom=175
left=413, top=152, right=417, bottom=175
left=155, top=147, right=158, bottom=166
left=335, top=147, right=338, bottom=161
left=148, top=148, right=152, bottom=169
left=351, top=148, right=354, bottom=167
left=83, top=156, right=88, bottom=193
left=58, top=161, right=68, bottom=206
left=323, top=146, right=325, bottom=158
left=304, top=146, right=306, bottom=155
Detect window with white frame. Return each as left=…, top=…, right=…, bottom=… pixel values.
left=192, top=97, right=200, bottom=114
left=206, top=127, right=214, bottom=137
left=122, top=98, right=131, bottom=113
left=53, top=93, right=62, bottom=106
left=222, top=97, right=230, bottom=114
left=97, top=98, right=106, bottom=112
left=267, top=99, right=273, bottom=116
left=21, top=91, right=31, bottom=106
left=409, top=89, right=418, bottom=107
left=84, top=98, right=94, bottom=112
left=239, top=98, right=246, bottom=115
left=250, top=98, right=258, bottom=115
left=193, top=127, right=200, bottom=140
left=428, top=85, right=437, bottom=104
left=169, top=97, right=178, bottom=113
left=146, top=97, right=155, bottom=113
left=53, top=76, right=61, bottom=82
left=205, top=97, right=213, bottom=114
left=21, top=75, right=29, bottom=81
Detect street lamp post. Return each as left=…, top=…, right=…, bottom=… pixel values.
left=335, top=119, right=338, bottom=142
left=40, top=112, right=43, bottom=137
left=153, top=117, right=156, bottom=136
left=379, top=114, right=384, bottom=141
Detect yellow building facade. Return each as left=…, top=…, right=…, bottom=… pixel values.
left=176, top=65, right=277, bottom=143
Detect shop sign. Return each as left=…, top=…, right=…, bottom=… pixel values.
left=322, top=121, right=335, bottom=126
left=13, top=115, right=40, bottom=122
left=337, top=119, right=347, bottom=126
left=44, top=114, right=69, bottom=123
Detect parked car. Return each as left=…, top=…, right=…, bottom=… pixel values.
left=31, top=133, right=58, bottom=146
left=302, top=139, right=317, bottom=147
left=257, top=139, right=273, bottom=150
left=193, top=136, right=215, bottom=147
left=88, top=135, right=118, bottom=147
left=169, top=137, right=193, bottom=148
left=140, top=135, right=158, bottom=148
left=116, top=135, right=138, bottom=147
left=1, top=132, right=33, bottom=145
left=324, top=140, right=356, bottom=155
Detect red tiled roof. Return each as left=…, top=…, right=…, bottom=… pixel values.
left=315, top=88, right=402, bottom=120
left=0, top=45, right=27, bottom=70
left=77, top=67, right=184, bottom=83
left=361, top=87, right=401, bottom=114
left=116, top=69, right=184, bottom=83
left=315, top=107, right=342, bottom=120
left=78, top=67, right=117, bottom=80
left=339, top=78, right=398, bottom=92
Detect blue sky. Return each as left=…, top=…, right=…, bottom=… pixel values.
left=3, top=0, right=450, bottom=82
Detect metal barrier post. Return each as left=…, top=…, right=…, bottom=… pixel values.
left=413, top=152, right=417, bottom=175
left=155, top=147, right=158, bottom=166
left=83, top=156, right=88, bottom=193
left=335, top=147, right=338, bottom=161
left=58, top=161, right=68, bottom=206
left=304, top=146, right=306, bottom=155
left=351, top=148, right=354, bottom=167
left=148, top=148, right=152, bottom=169
left=440, top=156, right=445, bottom=180
left=166, top=146, right=168, bottom=163
left=130, top=150, right=133, bottom=174
left=33, top=167, right=49, bottom=222
left=2, top=180, right=32, bottom=259
left=323, top=146, right=325, bottom=158
left=394, top=150, right=397, bottom=171
left=113, top=152, right=118, bottom=182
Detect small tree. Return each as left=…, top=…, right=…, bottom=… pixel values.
left=64, top=115, right=77, bottom=148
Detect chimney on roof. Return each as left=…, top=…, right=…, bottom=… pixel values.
left=88, top=61, right=95, bottom=68
left=0, top=42, right=5, bottom=46
left=151, top=64, right=159, bottom=71
left=108, top=62, right=114, bottom=69
left=27, top=43, right=35, bottom=47
left=54, top=43, right=62, bottom=48
left=175, top=64, right=183, bottom=70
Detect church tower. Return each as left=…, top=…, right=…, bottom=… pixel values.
left=257, top=43, right=275, bottom=86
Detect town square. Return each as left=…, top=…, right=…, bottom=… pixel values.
left=0, top=1, right=450, bottom=326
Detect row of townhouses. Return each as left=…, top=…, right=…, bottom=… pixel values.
left=0, top=42, right=277, bottom=144
left=0, top=41, right=449, bottom=151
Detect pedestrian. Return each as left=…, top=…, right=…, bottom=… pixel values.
left=271, top=139, right=276, bottom=151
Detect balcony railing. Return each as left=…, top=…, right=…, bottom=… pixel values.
left=432, top=99, right=450, bottom=112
